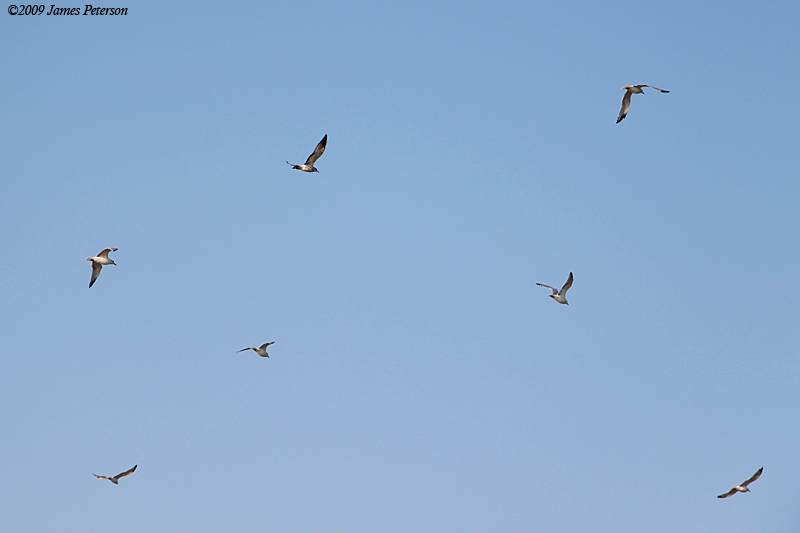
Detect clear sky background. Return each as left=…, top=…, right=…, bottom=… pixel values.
left=1, top=1, right=799, bottom=531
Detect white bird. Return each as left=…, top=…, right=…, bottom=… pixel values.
left=237, top=342, right=275, bottom=358
left=287, top=134, right=327, bottom=172
left=717, top=467, right=763, bottom=498
left=94, top=465, right=137, bottom=484
left=86, top=248, right=118, bottom=288
left=616, top=85, right=669, bottom=123
left=536, top=272, right=573, bottom=305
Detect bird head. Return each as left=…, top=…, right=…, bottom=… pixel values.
left=86, top=257, right=92, bottom=261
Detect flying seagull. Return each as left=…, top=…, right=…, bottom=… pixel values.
left=616, top=85, right=669, bottom=123
left=237, top=342, right=275, bottom=358
left=93, top=465, right=137, bottom=484
left=718, top=467, right=763, bottom=498
left=87, top=248, right=118, bottom=288
left=536, top=272, right=574, bottom=305
left=287, top=134, right=327, bottom=172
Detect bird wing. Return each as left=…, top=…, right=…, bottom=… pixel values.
left=536, top=283, right=558, bottom=295
left=717, top=488, right=737, bottom=498
left=93, top=474, right=110, bottom=480
left=638, top=85, right=669, bottom=93
left=304, top=134, right=327, bottom=165
left=741, top=467, right=763, bottom=487
left=259, top=342, right=274, bottom=350
left=89, top=262, right=103, bottom=288
left=97, top=248, right=117, bottom=259
left=559, top=272, right=574, bottom=296
left=237, top=347, right=252, bottom=353
left=617, top=91, right=632, bottom=123
left=115, top=465, right=137, bottom=479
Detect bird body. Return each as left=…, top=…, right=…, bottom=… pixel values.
left=617, top=85, right=669, bottom=123
left=87, top=248, right=118, bottom=288
left=287, top=134, right=327, bottom=172
left=94, top=465, right=137, bottom=484
left=537, top=272, right=573, bottom=305
left=237, top=342, right=275, bottom=358
left=717, top=467, right=763, bottom=498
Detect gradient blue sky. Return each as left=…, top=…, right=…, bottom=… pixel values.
left=2, top=1, right=799, bottom=531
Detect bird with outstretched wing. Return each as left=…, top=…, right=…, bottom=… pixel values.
left=94, top=465, right=137, bottom=484
left=717, top=466, right=763, bottom=498
left=287, top=135, right=327, bottom=173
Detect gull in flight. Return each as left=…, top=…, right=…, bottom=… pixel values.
left=617, top=85, right=669, bottom=123
left=287, top=134, right=327, bottom=172
left=536, top=272, right=573, bottom=305
left=93, top=465, right=137, bottom=484
left=237, top=342, right=275, bottom=358
left=717, top=466, right=763, bottom=498
left=87, top=248, right=118, bottom=288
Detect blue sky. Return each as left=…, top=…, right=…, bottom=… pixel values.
left=1, top=0, right=799, bottom=531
